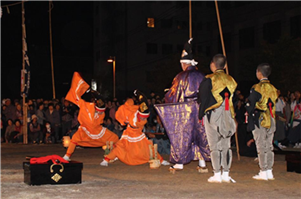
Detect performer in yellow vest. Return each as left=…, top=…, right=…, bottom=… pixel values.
left=245, top=63, right=278, bottom=181
left=198, top=54, right=237, bottom=183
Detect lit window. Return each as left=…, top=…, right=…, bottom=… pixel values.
left=147, top=18, right=155, bottom=28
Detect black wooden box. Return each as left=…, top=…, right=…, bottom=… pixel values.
left=285, top=153, right=301, bottom=174
left=23, top=161, right=83, bottom=185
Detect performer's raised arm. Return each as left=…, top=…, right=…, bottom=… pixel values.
left=65, top=72, right=90, bottom=106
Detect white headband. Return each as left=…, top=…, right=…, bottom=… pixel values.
left=180, top=59, right=198, bottom=66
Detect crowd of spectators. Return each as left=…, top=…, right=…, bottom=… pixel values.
left=1, top=89, right=300, bottom=155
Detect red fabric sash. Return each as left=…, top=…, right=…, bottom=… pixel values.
left=268, top=102, right=274, bottom=118
left=225, top=92, right=229, bottom=111
left=30, top=155, right=69, bottom=164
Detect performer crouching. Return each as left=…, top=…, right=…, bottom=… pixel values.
left=100, top=90, right=170, bottom=167
left=62, top=72, right=119, bottom=161
left=245, top=63, right=278, bottom=181
left=198, top=54, right=237, bottom=183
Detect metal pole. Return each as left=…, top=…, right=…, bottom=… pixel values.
left=214, top=0, right=229, bottom=75
left=22, top=1, right=28, bottom=144
left=49, top=1, right=56, bottom=99
left=189, top=1, right=192, bottom=38
left=113, top=57, right=116, bottom=99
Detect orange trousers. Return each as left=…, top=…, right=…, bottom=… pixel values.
left=66, top=126, right=119, bottom=157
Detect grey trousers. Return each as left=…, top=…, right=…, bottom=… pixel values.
left=252, top=118, right=275, bottom=171
left=204, top=104, right=236, bottom=173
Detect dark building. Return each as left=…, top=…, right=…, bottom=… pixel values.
left=93, top=1, right=301, bottom=99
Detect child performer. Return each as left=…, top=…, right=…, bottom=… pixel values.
left=63, top=72, right=119, bottom=161
left=198, top=54, right=237, bottom=183
left=245, top=63, right=278, bottom=181
left=100, top=90, right=170, bottom=166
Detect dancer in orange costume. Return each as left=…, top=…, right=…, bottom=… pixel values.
left=100, top=90, right=170, bottom=166
left=63, top=72, right=119, bottom=161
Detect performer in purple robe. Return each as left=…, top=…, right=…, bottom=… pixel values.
left=155, top=38, right=210, bottom=172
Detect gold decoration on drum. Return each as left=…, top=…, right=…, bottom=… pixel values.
left=51, top=173, right=62, bottom=182
left=50, top=163, right=64, bottom=182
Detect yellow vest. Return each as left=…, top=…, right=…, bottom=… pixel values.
left=205, top=69, right=237, bottom=118
left=252, top=79, right=278, bottom=129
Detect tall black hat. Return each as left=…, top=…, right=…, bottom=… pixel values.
left=180, top=38, right=198, bottom=66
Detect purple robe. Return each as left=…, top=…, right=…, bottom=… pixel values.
left=165, top=66, right=204, bottom=103
left=155, top=66, right=210, bottom=164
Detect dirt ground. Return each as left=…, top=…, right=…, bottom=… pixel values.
left=1, top=143, right=301, bottom=199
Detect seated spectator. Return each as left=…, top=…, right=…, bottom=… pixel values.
left=105, top=117, right=115, bottom=132
left=5, top=119, right=15, bottom=143
left=61, top=100, right=74, bottom=137
left=109, top=101, right=117, bottom=122
left=10, top=119, right=23, bottom=143
left=29, top=114, right=43, bottom=144
left=45, top=103, right=61, bottom=143
left=274, top=90, right=287, bottom=149
left=113, top=120, right=123, bottom=139
left=146, top=115, right=170, bottom=155
left=15, top=104, right=23, bottom=124
left=3, top=99, right=17, bottom=122
left=36, top=103, right=46, bottom=127
left=287, top=102, right=301, bottom=148
left=43, top=121, right=55, bottom=144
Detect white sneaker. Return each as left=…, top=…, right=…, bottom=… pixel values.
left=170, top=164, right=183, bottom=170
left=208, top=172, right=222, bottom=183
left=253, top=170, right=268, bottom=181
left=221, top=171, right=236, bottom=183
left=267, top=169, right=275, bottom=180
left=100, top=159, right=108, bottom=166
left=161, top=160, right=170, bottom=166
left=278, top=143, right=287, bottom=149
left=63, top=155, right=71, bottom=161
left=293, top=143, right=301, bottom=148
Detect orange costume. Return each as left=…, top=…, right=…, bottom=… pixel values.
left=63, top=72, right=119, bottom=160
left=104, top=98, right=164, bottom=165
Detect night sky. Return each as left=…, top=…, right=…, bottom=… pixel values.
left=1, top=1, right=93, bottom=100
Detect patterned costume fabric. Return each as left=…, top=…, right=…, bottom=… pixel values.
left=155, top=101, right=210, bottom=164
left=64, top=72, right=119, bottom=157
left=155, top=65, right=210, bottom=164
left=105, top=98, right=163, bottom=165
left=245, top=79, right=278, bottom=132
